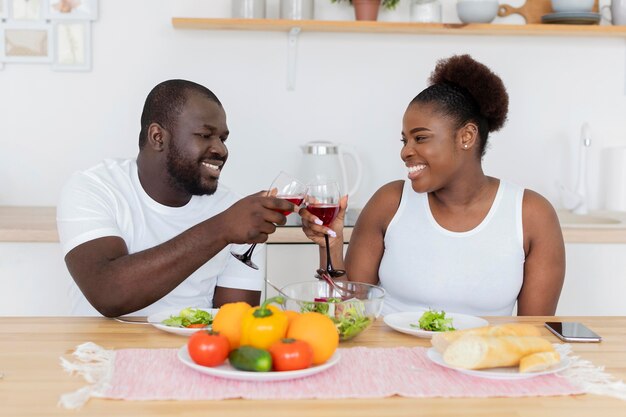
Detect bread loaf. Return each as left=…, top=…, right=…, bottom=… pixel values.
left=442, top=335, right=554, bottom=370
left=519, top=351, right=561, bottom=373
left=431, top=323, right=541, bottom=353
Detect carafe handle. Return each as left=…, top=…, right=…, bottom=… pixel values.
left=337, top=145, right=363, bottom=197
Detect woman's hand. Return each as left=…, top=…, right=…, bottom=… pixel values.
left=299, top=195, right=348, bottom=248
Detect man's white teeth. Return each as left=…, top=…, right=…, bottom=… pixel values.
left=408, top=165, right=426, bottom=173
left=203, top=162, right=219, bottom=170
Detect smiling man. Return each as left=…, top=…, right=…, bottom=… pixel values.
left=57, top=80, right=296, bottom=317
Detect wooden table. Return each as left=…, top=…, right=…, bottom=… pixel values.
left=1, top=316, right=625, bottom=416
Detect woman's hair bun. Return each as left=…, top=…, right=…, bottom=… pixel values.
left=429, top=54, right=508, bottom=132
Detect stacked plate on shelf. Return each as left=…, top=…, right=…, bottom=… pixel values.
left=541, top=0, right=601, bottom=25
left=541, top=11, right=601, bottom=25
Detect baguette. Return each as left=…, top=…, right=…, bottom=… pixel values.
left=431, top=323, right=541, bottom=353
left=519, top=351, right=561, bottom=373
left=442, top=335, right=554, bottom=370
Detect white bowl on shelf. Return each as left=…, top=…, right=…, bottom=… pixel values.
left=456, top=0, right=499, bottom=24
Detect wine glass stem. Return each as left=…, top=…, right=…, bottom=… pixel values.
left=324, top=234, right=333, bottom=273
left=244, top=243, right=257, bottom=260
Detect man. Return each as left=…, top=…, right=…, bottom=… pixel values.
left=57, top=79, right=296, bottom=317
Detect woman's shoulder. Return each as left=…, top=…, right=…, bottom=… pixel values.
left=522, top=188, right=557, bottom=214
left=368, top=180, right=405, bottom=207
left=498, top=179, right=553, bottom=214
left=521, top=188, right=560, bottom=234
left=357, top=180, right=405, bottom=229
left=376, top=179, right=405, bottom=195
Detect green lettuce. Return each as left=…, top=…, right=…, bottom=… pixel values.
left=161, top=307, right=213, bottom=328
left=299, top=298, right=371, bottom=340
left=410, top=309, right=455, bottom=332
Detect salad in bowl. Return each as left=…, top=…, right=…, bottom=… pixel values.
left=280, top=280, right=385, bottom=341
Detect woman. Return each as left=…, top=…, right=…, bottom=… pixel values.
left=300, top=54, right=565, bottom=316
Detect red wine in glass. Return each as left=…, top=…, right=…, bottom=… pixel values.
left=231, top=172, right=308, bottom=270
left=275, top=195, right=305, bottom=216
left=306, top=181, right=345, bottom=278
left=306, top=204, right=339, bottom=226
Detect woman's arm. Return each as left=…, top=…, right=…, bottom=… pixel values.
left=517, top=190, right=565, bottom=315
left=299, top=181, right=404, bottom=285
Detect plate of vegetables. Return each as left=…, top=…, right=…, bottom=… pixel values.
left=148, top=307, right=218, bottom=336
left=383, top=309, right=488, bottom=338
left=177, top=345, right=341, bottom=382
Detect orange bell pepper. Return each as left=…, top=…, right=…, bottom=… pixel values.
left=212, top=301, right=252, bottom=350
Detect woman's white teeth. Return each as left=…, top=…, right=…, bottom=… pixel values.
left=408, top=165, right=426, bottom=173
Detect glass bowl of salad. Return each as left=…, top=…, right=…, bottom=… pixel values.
left=280, top=280, right=385, bottom=341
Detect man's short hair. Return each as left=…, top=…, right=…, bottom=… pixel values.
left=138, top=79, right=221, bottom=148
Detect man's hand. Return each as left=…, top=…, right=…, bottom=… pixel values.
left=218, top=191, right=298, bottom=244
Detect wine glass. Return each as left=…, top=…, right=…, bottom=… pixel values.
left=306, top=181, right=346, bottom=278
left=231, top=171, right=308, bottom=270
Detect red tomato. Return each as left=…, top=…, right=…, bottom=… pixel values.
left=269, top=338, right=314, bottom=371
left=186, top=323, right=207, bottom=328
left=187, top=330, right=230, bottom=367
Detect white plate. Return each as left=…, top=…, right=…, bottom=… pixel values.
left=426, top=348, right=570, bottom=380
left=147, top=308, right=219, bottom=337
left=383, top=310, right=489, bottom=339
left=177, top=345, right=341, bottom=381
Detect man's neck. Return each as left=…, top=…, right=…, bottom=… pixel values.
left=136, top=154, right=192, bottom=207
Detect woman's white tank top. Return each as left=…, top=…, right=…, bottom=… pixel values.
left=378, top=180, right=525, bottom=316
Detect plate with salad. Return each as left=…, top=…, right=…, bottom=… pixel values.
left=383, top=309, right=488, bottom=339
left=148, top=307, right=218, bottom=336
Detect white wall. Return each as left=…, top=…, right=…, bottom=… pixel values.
left=2, top=0, right=626, bottom=315
left=2, top=0, right=625, bottom=208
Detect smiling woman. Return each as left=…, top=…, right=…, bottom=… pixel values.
left=298, top=54, right=565, bottom=318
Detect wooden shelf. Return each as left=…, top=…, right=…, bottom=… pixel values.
left=172, top=17, right=626, bottom=38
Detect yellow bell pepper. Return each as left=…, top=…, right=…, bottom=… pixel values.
left=240, top=297, right=289, bottom=350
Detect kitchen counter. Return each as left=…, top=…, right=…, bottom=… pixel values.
left=0, top=206, right=354, bottom=244
left=1, top=316, right=625, bottom=416
left=3, top=206, right=626, bottom=244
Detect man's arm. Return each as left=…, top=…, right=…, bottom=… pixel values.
left=65, top=194, right=293, bottom=317
left=213, top=286, right=261, bottom=307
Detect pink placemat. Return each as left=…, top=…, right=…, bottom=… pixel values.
left=60, top=342, right=624, bottom=408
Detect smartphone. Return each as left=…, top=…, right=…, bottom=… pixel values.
left=544, top=322, right=602, bottom=342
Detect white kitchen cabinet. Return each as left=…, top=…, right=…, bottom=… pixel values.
left=0, top=243, right=73, bottom=316
left=556, top=244, right=626, bottom=315
left=265, top=243, right=347, bottom=298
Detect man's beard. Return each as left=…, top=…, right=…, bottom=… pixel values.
left=166, top=140, right=219, bottom=196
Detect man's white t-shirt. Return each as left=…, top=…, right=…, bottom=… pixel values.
left=56, top=158, right=265, bottom=316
